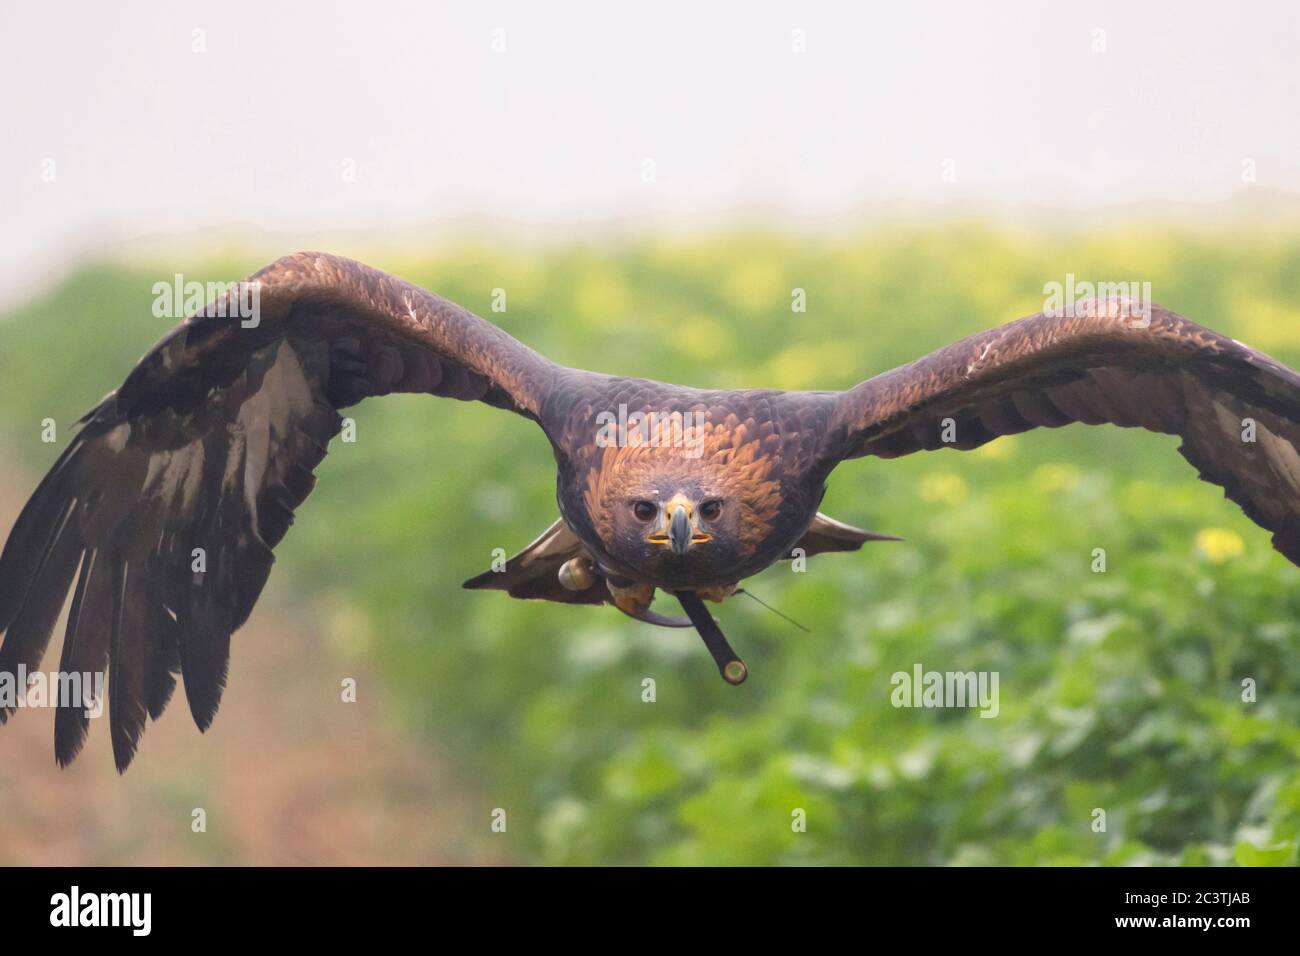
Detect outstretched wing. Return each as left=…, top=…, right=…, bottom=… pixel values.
left=0, top=252, right=556, bottom=770
left=818, top=299, right=1300, bottom=566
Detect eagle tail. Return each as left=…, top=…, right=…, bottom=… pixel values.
left=788, top=511, right=902, bottom=558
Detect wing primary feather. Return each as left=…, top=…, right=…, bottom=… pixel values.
left=54, top=549, right=110, bottom=766
left=0, top=496, right=82, bottom=722
left=109, top=560, right=157, bottom=772
left=177, top=612, right=231, bottom=732
left=0, top=437, right=85, bottom=630
left=145, top=600, right=181, bottom=720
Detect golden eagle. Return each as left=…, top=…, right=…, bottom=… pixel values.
left=3, top=252, right=1299, bottom=770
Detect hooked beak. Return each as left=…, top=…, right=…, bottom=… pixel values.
left=648, top=496, right=712, bottom=555
left=669, top=504, right=692, bottom=556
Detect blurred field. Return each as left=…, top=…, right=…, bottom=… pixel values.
left=2, top=225, right=1300, bottom=866
left=0, top=463, right=497, bottom=866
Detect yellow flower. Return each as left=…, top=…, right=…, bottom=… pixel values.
left=919, top=472, right=968, bottom=506
left=1196, top=528, right=1245, bottom=563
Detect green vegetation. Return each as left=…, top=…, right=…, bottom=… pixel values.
left=2, top=226, right=1299, bottom=865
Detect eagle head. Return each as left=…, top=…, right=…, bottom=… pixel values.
left=599, top=479, right=738, bottom=587
left=579, top=419, right=786, bottom=588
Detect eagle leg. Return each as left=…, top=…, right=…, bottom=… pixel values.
left=674, top=590, right=748, bottom=685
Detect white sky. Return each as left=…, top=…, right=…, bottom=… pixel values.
left=2, top=0, right=1299, bottom=301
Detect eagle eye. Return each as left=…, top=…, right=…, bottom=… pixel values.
left=699, top=498, right=723, bottom=521
left=632, top=500, right=658, bottom=522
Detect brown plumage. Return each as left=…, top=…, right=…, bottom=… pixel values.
left=3, top=252, right=1300, bottom=769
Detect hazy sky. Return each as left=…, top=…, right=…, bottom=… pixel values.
left=2, top=0, right=1298, bottom=299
